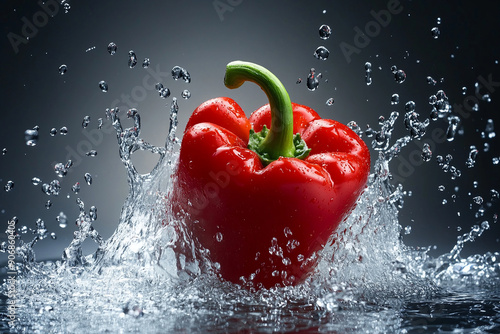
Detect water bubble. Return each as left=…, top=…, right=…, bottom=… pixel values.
left=82, top=115, right=91, bottom=128
left=306, top=68, right=320, bottom=91
left=431, top=27, right=440, bottom=39
left=45, top=200, right=52, bottom=209
left=4, top=180, right=14, bottom=192
left=181, top=89, right=191, bottom=99
left=394, top=69, right=406, bottom=83
left=326, top=98, right=334, bottom=106
left=313, top=46, right=330, bottom=60
left=90, top=206, right=97, bottom=221
left=159, top=88, right=171, bottom=99
left=99, top=80, right=108, bottom=92
left=426, top=76, right=437, bottom=85
left=84, top=173, right=93, bottom=185
left=391, top=94, right=400, bottom=105
left=215, top=232, right=223, bottom=242
left=25, top=129, right=39, bottom=146
left=60, top=126, right=68, bottom=135
left=318, top=24, right=332, bottom=39
left=58, top=64, right=67, bottom=75
left=446, top=116, right=461, bottom=141
left=142, top=58, right=150, bottom=68
left=171, top=66, right=191, bottom=83
left=72, top=182, right=80, bottom=194
left=128, top=51, right=138, bottom=68
left=31, top=177, right=42, bottom=185
left=421, top=143, right=432, bottom=162
left=107, top=42, right=117, bottom=55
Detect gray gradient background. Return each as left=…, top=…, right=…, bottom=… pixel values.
left=1, top=0, right=499, bottom=263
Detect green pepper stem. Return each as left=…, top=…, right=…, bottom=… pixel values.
left=224, top=61, right=296, bottom=161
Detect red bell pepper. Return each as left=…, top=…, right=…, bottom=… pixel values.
left=170, top=61, right=370, bottom=289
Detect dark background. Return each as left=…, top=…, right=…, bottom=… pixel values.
left=1, top=0, right=499, bottom=262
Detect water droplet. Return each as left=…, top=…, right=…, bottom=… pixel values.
left=99, top=80, right=108, bottom=92
left=431, top=27, right=440, bottom=39
left=45, top=200, right=52, bottom=209
left=404, top=101, right=416, bottom=112
left=426, top=76, right=437, bottom=85
left=54, top=162, right=68, bottom=177
left=20, top=225, right=28, bottom=234
left=462, top=86, right=467, bottom=95
left=84, top=173, right=93, bottom=185
left=97, top=118, right=103, bottom=129
left=171, top=66, right=191, bottom=83
left=318, top=24, right=332, bottom=39
left=215, top=232, right=223, bottom=242
left=50, top=232, right=57, bottom=240
left=82, top=115, right=91, bottom=128
left=155, top=83, right=164, bottom=91
left=159, top=88, right=170, bottom=98
left=142, top=58, right=150, bottom=68
left=282, top=257, right=291, bottom=266
left=4, top=180, right=14, bottom=192
left=24, top=129, right=39, bottom=146
left=313, top=46, right=330, bottom=60
left=404, top=226, right=412, bottom=235
left=326, top=98, right=334, bottom=106
left=31, top=177, right=42, bottom=185
left=391, top=94, right=400, bottom=105
left=437, top=17, right=441, bottom=25
left=306, top=68, right=320, bottom=91
left=466, top=147, right=479, bottom=168
left=438, top=185, right=445, bottom=192
left=62, top=1, right=70, bottom=13
left=49, top=180, right=61, bottom=196
left=297, top=254, right=304, bottom=262
left=128, top=50, right=137, bottom=68
left=59, top=126, right=68, bottom=135
left=394, top=69, right=406, bottom=83
left=90, top=206, right=97, bottom=221
left=493, top=157, right=500, bottom=165
left=85, top=150, right=97, bottom=157
left=58, top=64, right=67, bottom=75
left=181, top=89, right=191, bottom=99
left=72, top=182, right=80, bottom=194
left=421, top=143, right=432, bottom=162
left=473, top=196, right=484, bottom=205
left=2, top=148, right=6, bottom=155
left=296, top=78, right=302, bottom=84
left=284, top=227, right=293, bottom=237
left=446, top=116, right=460, bottom=141
left=49, top=128, right=57, bottom=136
left=107, top=42, right=117, bottom=55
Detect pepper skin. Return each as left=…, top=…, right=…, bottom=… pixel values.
left=170, top=61, right=370, bottom=289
